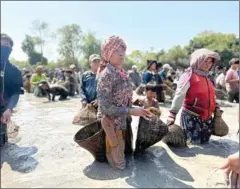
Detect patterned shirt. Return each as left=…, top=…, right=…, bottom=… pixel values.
left=97, top=63, right=133, bottom=130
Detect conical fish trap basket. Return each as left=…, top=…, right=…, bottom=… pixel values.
left=162, top=124, right=187, bottom=147
left=135, top=117, right=168, bottom=154
left=74, top=121, right=107, bottom=162
left=213, top=109, right=229, bottom=137
left=74, top=118, right=133, bottom=162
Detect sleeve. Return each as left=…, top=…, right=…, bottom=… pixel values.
left=31, top=74, right=38, bottom=86
left=225, top=71, right=232, bottom=83
left=78, top=74, right=87, bottom=102
left=170, top=81, right=190, bottom=115
left=97, top=72, right=129, bottom=117
left=142, top=72, right=151, bottom=84
left=7, top=94, right=20, bottom=111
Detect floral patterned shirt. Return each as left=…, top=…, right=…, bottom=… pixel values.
left=97, top=63, right=133, bottom=130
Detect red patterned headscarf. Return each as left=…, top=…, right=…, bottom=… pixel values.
left=97, top=35, right=127, bottom=75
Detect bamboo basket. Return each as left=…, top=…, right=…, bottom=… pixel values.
left=212, top=109, right=229, bottom=137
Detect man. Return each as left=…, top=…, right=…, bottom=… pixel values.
left=72, top=54, right=100, bottom=124
left=0, top=33, right=23, bottom=147
left=225, top=58, right=239, bottom=103
left=79, top=54, right=101, bottom=105
left=128, top=65, right=141, bottom=89
left=159, top=64, right=172, bottom=81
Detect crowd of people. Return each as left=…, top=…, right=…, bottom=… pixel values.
left=1, top=33, right=239, bottom=188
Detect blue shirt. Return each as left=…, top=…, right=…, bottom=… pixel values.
left=79, top=70, right=97, bottom=103
left=159, top=70, right=167, bottom=81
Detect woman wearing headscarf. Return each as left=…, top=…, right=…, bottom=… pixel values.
left=97, top=36, right=152, bottom=170
left=167, top=48, right=220, bottom=144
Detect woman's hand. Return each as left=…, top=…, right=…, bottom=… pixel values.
left=1, top=109, right=12, bottom=124
left=129, top=107, right=153, bottom=118
left=166, top=112, right=176, bottom=126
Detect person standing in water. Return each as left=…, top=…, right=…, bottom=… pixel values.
left=167, top=48, right=220, bottom=144
left=97, top=36, right=152, bottom=170
left=0, top=34, right=23, bottom=147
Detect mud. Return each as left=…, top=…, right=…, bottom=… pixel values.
left=1, top=94, right=239, bottom=188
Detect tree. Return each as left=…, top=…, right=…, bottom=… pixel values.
left=186, top=31, right=240, bottom=67
left=80, top=31, right=101, bottom=69
left=21, top=35, right=48, bottom=65
left=31, top=20, right=49, bottom=64
left=57, top=24, right=83, bottom=67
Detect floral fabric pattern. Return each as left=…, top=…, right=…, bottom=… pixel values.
left=97, top=63, right=132, bottom=130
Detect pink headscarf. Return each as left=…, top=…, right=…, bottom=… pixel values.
left=97, top=35, right=127, bottom=75
left=178, top=48, right=220, bottom=89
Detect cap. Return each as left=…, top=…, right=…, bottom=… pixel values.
left=89, top=54, right=101, bottom=62
left=163, top=64, right=172, bottom=70
left=69, top=64, right=76, bottom=69
left=132, top=65, right=137, bottom=69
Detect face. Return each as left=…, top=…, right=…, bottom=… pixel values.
left=146, top=90, right=156, bottom=99
left=199, top=57, right=215, bottom=71
left=90, top=59, right=100, bottom=73
left=232, top=63, right=239, bottom=70
left=149, top=63, right=157, bottom=71
left=110, top=45, right=126, bottom=68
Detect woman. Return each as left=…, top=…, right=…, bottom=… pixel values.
left=167, top=48, right=220, bottom=144
left=142, top=60, right=165, bottom=102
left=97, top=36, right=152, bottom=170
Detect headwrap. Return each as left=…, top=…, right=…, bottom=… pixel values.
left=97, top=35, right=127, bottom=75
left=178, top=48, right=220, bottom=89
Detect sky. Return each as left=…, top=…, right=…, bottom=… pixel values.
left=1, top=1, right=239, bottom=61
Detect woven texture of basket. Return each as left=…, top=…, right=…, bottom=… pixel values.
left=136, top=84, right=145, bottom=95
left=74, top=118, right=133, bottom=162
left=162, top=124, right=187, bottom=147
left=212, top=108, right=229, bottom=137
left=135, top=117, right=168, bottom=153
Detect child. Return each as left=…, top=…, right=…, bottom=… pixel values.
left=134, top=85, right=160, bottom=109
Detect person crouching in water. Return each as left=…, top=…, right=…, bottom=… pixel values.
left=167, top=48, right=220, bottom=144
left=31, top=66, right=47, bottom=97
left=97, top=36, right=152, bottom=170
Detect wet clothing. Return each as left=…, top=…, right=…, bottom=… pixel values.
left=97, top=63, right=132, bottom=131
left=169, top=48, right=220, bottom=144
left=181, top=109, right=213, bottom=144
left=31, top=73, right=47, bottom=89
left=79, top=70, right=97, bottom=103
left=0, top=60, right=23, bottom=147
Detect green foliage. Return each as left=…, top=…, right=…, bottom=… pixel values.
left=57, top=24, right=83, bottom=67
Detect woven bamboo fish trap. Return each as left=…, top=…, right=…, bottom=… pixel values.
left=162, top=124, right=187, bottom=147
left=134, top=117, right=168, bottom=154
left=74, top=117, right=133, bottom=162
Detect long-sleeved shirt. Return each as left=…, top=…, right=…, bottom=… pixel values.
left=97, top=63, right=132, bottom=130
left=30, top=73, right=47, bottom=88
left=1, top=61, right=23, bottom=114
left=79, top=70, right=97, bottom=103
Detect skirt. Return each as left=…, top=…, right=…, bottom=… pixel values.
left=180, top=109, right=213, bottom=144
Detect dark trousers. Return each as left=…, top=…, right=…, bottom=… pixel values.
left=227, top=91, right=239, bottom=103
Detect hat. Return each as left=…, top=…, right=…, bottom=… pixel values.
left=229, top=58, right=239, bottom=65
left=89, top=54, right=101, bottom=62
left=162, top=64, right=172, bottom=70
left=69, top=64, right=76, bottom=69
left=147, top=60, right=158, bottom=70
left=132, top=65, right=137, bottom=69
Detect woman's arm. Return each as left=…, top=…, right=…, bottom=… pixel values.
left=97, top=72, right=129, bottom=117
left=170, top=81, right=190, bottom=115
